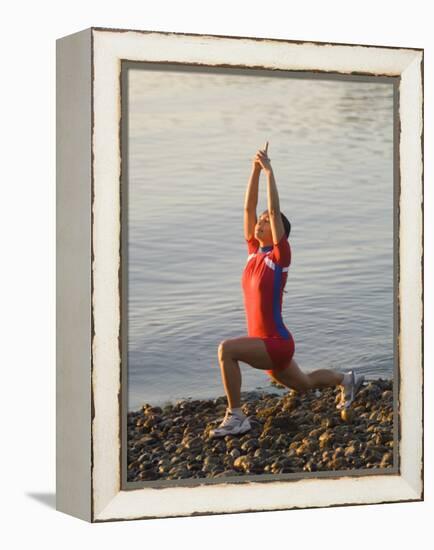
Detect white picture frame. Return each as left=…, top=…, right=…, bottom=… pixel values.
left=56, top=26, right=423, bottom=522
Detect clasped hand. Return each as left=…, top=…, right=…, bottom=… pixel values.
left=252, top=147, right=272, bottom=173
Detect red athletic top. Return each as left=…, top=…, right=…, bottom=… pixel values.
left=241, top=233, right=291, bottom=339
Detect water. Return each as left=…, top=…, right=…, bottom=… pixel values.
left=126, top=67, right=394, bottom=411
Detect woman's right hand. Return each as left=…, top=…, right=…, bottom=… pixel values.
left=252, top=149, right=267, bottom=171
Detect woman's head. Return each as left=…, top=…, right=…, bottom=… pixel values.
left=255, top=210, right=291, bottom=246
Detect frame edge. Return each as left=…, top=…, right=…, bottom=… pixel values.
left=56, top=27, right=93, bottom=523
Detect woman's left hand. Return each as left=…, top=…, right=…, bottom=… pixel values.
left=255, top=149, right=272, bottom=173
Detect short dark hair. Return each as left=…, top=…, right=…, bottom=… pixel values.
left=281, top=212, right=291, bottom=238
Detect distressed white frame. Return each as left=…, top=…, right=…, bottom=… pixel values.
left=57, top=27, right=423, bottom=523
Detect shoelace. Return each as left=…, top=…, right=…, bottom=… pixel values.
left=220, top=411, right=236, bottom=426
left=218, top=410, right=248, bottom=427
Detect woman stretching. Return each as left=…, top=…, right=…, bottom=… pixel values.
left=210, top=143, right=364, bottom=438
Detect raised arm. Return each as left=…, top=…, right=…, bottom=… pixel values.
left=256, top=149, right=285, bottom=244
left=243, top=161, right=261, bottom=241
left=266, top=168, right=285, bottom=244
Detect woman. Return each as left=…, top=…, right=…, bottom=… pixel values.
left=210, top=143, right=364, bottom=438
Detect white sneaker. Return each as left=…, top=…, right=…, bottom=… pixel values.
left=209, top=409, right=251, bottom=438
left=337, top=370, right=365, bottom=410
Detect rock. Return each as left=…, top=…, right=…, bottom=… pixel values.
left=144, top=413, right=163, bottom=426
left=303, top=460, right=317, bottom=472
left=351, top=457, right=362, bottom=468
left=223, top=455, right=234, bottom=467
left=253, top=448, right=268, bottom=460
left=176, top=468, right=191, bottom=479
left=136, top=434, right=160, bottom=446
left=183, top=436, right=203, bottom=451
left=366, top=383, right=382, bottom=400
left=374, top=432, right=384, bottom=446
left=258, top=436, right=273, bottom=449
left=269, top=456, right=294, bottom=474
left=295, top=444, right=310, bottom=457
left=302, top=436, right=317, bottom=451
left=241, top=438, right=260, bottom=452
left=344, top=445, right=357, bottom=457
left=279, top=457, right=295, bottom=468
left=187, top=462, right=202, bottom=472
left=340, top=409, right=354, bottom=423
left=328, top=457, right=345, bottom=470
left=138, top=460, right=153, bottom=471
left=138, top=470, right=160, bottom=481
left=163, top=442, right=177, bottom=453
left=380, top=452, right=393, bottom=468
left=365, top=448, right=383, bottom=463
left=265, top=414, right=297, bottom=431
left=158, top=461, right=172, bottom=474
left=175, top=445, right=186, bottom=455
left=211, top=440, right=226, bottom=454
left=275, top=434, right=290, bottom=448
left=321, top=416, right=337, bottom=429
left=286, top=447, right=297, bottom=458
left=233, top=455, right=262, bottom=473
left=319, top=430, right=334, bottom=449
left=225, top=437, right=241, bottom=449
left=233, top=456, right=249, bottom=471
left=311, top=400, right=327, bottom=413
left=137, top=452, right=151, bottom=462
left=256, top=406, right=277, bottom=419
left=203, top=455, right=220, bottom=467
left=333, top=447, right=344, bottom=458
left=247, top=459, right=264, bottom=474
left=282, top=397, right=299, bottom=412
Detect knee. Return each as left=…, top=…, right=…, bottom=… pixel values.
left=218, top=339, right=232, bottom=361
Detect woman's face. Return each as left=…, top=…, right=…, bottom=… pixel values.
left=255, top=210, right=273, bottom=245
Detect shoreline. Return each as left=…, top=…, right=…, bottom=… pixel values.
left=127, top=379, right=394, bottom=482
left=127, top=374, right=390, bottom=412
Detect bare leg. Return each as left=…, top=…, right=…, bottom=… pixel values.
left=218, top=351, right=242, bottom=409
left=308, top=368, right=344, bottom=388
left=270, top=358, right=344, bottom=393
left=217, top=337, right=276, bottom=409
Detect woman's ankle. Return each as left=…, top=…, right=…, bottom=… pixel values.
left=228, top=406, right=244, bottom=417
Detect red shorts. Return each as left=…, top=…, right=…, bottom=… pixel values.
left=263, top=334, right=295, bottom=374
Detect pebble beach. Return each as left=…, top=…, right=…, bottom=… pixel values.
left=127, top=379, right=394, bottom=482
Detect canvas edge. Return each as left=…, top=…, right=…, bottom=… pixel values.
left=90, top=25, right=424, bottom=53
left=56, top=27, right=93, bottom=522
left=397, top=50, right=424, bottom=501
left=94, top=483, right=422, bottom=523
